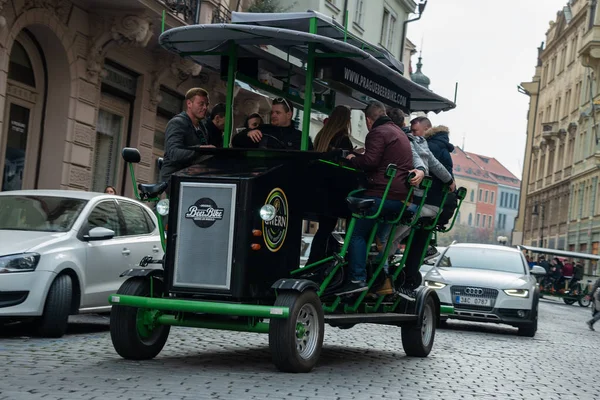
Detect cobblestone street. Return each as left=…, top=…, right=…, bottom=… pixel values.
left=2, top=297, right=599, bottom=399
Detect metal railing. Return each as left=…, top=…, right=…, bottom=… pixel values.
left=211, top=2, right=232, bottom=23
left=163, top=0, right=200, bottom=25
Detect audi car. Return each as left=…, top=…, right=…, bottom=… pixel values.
left=422, top=243, right=546, bottom=337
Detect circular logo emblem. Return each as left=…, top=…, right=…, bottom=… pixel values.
left=263, top=188, right=289, bottom=252
left=184, top=197, right=224, bottom=228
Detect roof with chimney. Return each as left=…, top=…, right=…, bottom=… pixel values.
left=451, top=147, right=520, bottom=188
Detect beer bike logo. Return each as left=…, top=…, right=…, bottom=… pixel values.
left=263, top=188, right=288, bottom=252
left=185, top=197, right=224, bottom=228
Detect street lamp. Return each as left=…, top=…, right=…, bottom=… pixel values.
left=532, top=203, right=545, bottom=247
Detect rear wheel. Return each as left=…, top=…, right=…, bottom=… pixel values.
left=563, top=298, right=576, bottom=305
left=36, top=274, right=73, bottom=338
left=401, top=295, right=436, bottom=357
left=110, top=277, right=170, bottom=360
left=269, top=290, right=324, bottom=373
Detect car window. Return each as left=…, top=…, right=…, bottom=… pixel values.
left=119, top=201, right=152, bottom=236
left=87, top=201, right=122, bottom=236
left=438, top=247, right=526, bottom=274
left=0, top=195, right=87, bottom=232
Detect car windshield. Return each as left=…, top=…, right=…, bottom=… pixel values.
left=0, top=195, right=87, bottom=232
left=437, top=247, right=526, bottom=274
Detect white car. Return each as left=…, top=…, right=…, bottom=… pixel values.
left=0, top=190, right=163, bottom=337
left=422, top=243, right=546, bottom=337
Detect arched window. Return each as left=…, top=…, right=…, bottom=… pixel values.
left=8, top=41, right=36, bottom=87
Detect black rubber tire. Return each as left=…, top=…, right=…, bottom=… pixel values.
left=438, top=319, right=449, bottom=329
left=563, top=298, right=576, bottom=305
left=110, top=277, right=170, bottom=360
left=269, top=290, right=324, bottom=373
left=578, top=296, right=591, bottom=307
left=518, top=297, right=538, bottom=337
left=401, top=295, right=436, bottom=357
left=36, top=274, right=73, bottom=338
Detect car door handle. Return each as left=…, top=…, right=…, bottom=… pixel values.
left=152, top=246, right=160, bottom=253
left=122, top=248, right=131, bottom=256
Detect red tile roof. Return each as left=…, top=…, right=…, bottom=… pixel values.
left=465, top=152, right=520, bottom=188
left=451, top=147, right=497, bottom=184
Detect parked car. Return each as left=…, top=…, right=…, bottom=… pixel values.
left=422, top=243, right=546, bottom=337
left=0, top=190, right=163, bottom=337
left=420, top=246, right=446, bottom=276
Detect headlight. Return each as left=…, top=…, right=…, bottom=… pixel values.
left=504, top=289, right=529, bottom=298
left=259, top=205, right=276, bottom=221
left=156, top=199, right=170, bottom=216
left=0, top=253, right=41, bottom=273
left=425, top=280, right=446, bottom=289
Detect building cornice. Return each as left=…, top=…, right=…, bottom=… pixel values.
left=542, top=7, right=587, bottom=59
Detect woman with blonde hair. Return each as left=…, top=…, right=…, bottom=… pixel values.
left=307, top=105, right=354, bottom=266
left=313, top=105, right=353, bottom=153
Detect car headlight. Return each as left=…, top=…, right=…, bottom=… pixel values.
left=259, top=205, right=276, bottom=221
left=156, top=199, right=170, bottom=216
left=425, top=280, right=446, bottom=289
left=0, top=253, right=41, bottom=273
left=503, top=289, right=529, bottom=298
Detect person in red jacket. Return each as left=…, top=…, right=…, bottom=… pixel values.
left=335, top=100, right=419, bottom=295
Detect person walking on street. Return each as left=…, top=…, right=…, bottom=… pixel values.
left=586, top=277, right=600, bottom=330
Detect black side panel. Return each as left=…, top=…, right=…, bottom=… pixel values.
left=271, top=279, right=319, bottom=293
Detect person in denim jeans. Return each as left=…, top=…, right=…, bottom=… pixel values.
left=335, top=101, right=420, bottom=296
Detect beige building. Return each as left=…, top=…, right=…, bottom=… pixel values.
left=515, top=0, right=600, bottom=274
left=0, top=0, right=272, bottom=198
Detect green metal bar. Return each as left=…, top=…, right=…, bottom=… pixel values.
left=291, top=255, right=334, bottom=275
left=128, top=164, right=140, bottom=200
left=223, top=43, right=237, bottom=148
left=322, top=297, right=341, bottom=313
left=318, top=159, right=358, bottom=171
left=440, top=305, right=454, bottom=315
left=109, top=295, right=289, bottom=319
left=157, top=315, right=270, bottom=334
left=156, top=211, right=166, bottom=252
left=343, top=9, right=349, bottom=42
left=301, top=18, right=318, bottom=151
left=161, top=10, right=165, bottom=34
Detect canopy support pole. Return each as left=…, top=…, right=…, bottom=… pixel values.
left=223, top=42, right=238, bottom=148
left=301, top=17, right=318, bottom=151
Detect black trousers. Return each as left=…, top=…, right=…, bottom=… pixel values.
left=306, top=215, right=339, bottom=266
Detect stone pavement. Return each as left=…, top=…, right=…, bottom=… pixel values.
left=1, top=298, right=599, bottom=400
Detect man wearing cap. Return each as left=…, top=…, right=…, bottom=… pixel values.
left=232, top=97, right=313, bottom=150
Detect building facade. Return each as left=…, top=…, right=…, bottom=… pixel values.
left=515, top=0, right=599, bottom=274
left=0, top=0, right=275, bottom=198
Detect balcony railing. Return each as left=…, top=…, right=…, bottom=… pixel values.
left=212, top=2, right=232, bottom=23
left=164, top=0, right=200, bottom=25
left=542, top=121, right=559, bottom=140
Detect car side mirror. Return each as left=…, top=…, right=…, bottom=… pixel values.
left=530, top=265, right=546, bottom=276
left=85, top=227, right=115, bottom=241
left=122, top=147, right=141, bottom=164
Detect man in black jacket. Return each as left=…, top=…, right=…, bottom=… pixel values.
left=160, top=88, right=215, bottom=183
left=232, top=97, right=313, bottom=150
left=205, top=103, right=226, bottom=148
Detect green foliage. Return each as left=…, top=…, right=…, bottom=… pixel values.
left=437, top=224, right=496, bottom=246
left=247, top=0, right=293, bottom=13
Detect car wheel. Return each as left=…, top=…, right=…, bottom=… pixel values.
left=269, top=290, right=324, bottom=373
left=36, top=274, right=73, bottom=338
left=110, top=277, right=170, bottom=360
left=401, top=295, right=436, bottom=357
left=518, top=296, right=538, bottom=337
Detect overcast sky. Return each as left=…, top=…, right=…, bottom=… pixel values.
left=407, top=0, right=569, bottom=179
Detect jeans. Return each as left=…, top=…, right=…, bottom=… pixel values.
left=348, top=196, right=404, bottom=281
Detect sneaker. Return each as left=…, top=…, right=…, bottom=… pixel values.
left=587, top=320, right=595, bottom=331
left=397, top=287, right=417, bottom=302
left=335, top=281, right=368, bottom=296
left=375, top=277, right=394, bottom=296
left=423, top=245, right=440, bottom=262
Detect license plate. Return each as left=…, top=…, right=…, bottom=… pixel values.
left=455, top=296, right=491, bottom=306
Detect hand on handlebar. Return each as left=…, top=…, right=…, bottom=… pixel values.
left=409, top=169, right=425, bottom=186
left=346, top=153, right=356, bottom=160
left=248, top=129, right=263, bottom=143
left=449, top=181, right=456, bottom=192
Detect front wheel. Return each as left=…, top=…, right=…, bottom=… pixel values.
left=578, top=296, right=591, bottom=307
left=269, top=290, right=324, bottom=373
left=110, top=277, right=170, bottom=360
left=401, top=295, right=436, bottom=357
left=36, top=274, right=73, bottom=338
left=518, top=296, right=538, bottom=337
